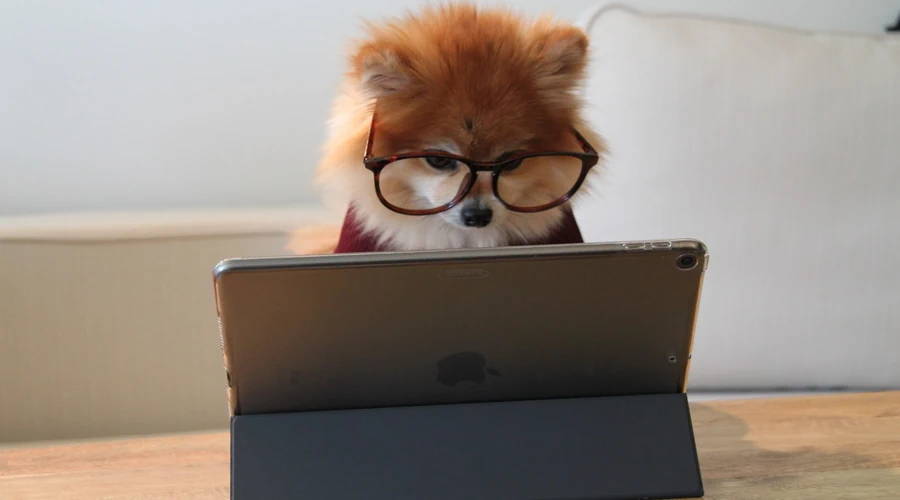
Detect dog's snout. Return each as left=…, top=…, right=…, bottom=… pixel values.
left=461, top=205, right=493, bottom=228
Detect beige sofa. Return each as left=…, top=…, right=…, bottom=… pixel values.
left=0, top=207, right=336, bottom=443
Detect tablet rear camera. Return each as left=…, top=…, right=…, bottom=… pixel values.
left=676, top=254, right=697, bottom=270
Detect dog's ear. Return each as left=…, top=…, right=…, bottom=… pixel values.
left=353, top=42, right=415, bottom=98
left=529, top=24, right=590, bottom=89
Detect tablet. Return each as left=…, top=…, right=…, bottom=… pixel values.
left=213, top=240, right=707, bottom=416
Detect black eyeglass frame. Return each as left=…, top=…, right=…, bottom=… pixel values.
left=362, top=112, right=600, bottom=216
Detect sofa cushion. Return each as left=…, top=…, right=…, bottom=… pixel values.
left=576, top=6, right=900, bottom=390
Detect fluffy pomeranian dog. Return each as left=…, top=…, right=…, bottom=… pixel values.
left=289, top=3, right=605, bottom=254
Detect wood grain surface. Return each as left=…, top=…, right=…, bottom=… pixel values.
left=1, top=391, right=898, bottom=499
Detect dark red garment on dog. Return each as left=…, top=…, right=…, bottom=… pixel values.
left=333, top=205, right=584, bottom=253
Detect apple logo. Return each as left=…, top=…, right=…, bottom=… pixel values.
left=436, top=351, right=501, bottom=386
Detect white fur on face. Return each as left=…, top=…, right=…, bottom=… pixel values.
left=390, top=151, right=515, bottom=231
left=402, top=151, right=462, bottom=210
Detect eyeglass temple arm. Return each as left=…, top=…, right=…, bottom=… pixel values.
left=363, top=111, right=377, bottom=160
left=571, top=127, right=597, bottom=155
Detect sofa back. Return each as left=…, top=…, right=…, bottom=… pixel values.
left=576, top=2, right=900, bottom=390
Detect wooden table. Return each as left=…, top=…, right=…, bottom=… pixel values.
left=2, top=392, right=899, bottom=499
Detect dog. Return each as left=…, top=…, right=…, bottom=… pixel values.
left=289, top=3, right=605, bottom=254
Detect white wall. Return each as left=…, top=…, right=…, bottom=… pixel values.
left=1, top=0, right=897, bottom=216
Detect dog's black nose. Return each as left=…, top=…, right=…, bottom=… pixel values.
left=461, top=206, right=493, bottom=228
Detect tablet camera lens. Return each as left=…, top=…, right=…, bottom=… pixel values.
left=677, top=255, right=697, bottom=270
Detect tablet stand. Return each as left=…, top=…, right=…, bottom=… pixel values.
left=230, top=393, right=703, bottom=500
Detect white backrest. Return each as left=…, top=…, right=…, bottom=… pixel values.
left=575, top=1, right=900, bottom=390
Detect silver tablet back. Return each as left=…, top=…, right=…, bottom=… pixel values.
left=213, top=240, right=707, bottom=415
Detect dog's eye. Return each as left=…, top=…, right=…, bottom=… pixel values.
left=498, top=151, right=526, bottom=171
left=424, top=156, right=458, bottom=170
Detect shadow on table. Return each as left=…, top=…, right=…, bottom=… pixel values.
left=688, top=403, right=900, bottom=500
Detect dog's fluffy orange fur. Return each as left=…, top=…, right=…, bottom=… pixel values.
left=288, top=2, right=605, bottom=254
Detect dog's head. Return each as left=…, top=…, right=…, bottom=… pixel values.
left=317, top=3, right=605, bottom=249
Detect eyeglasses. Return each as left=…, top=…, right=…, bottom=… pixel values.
left=362, top=113, right=600, bottom=216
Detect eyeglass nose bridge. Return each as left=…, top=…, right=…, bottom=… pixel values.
left=452, top=164, right=491, bottom=203
left=456, top=162, right=507, bottom=198
left=455, top=158, right=501, bottom=172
